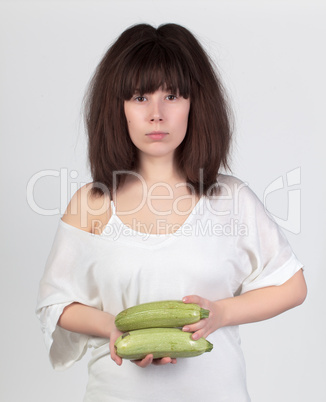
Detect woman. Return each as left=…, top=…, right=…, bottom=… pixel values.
left=36, top=23, right=307, bottom=401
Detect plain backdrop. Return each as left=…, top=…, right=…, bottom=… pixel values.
left=1, top=0, right=325, bottom=401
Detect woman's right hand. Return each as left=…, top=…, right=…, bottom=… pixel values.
left=109, top=326, right=124, bottom=366
left=109, top=324, right=177, bottom=367
left=131, top=355, right=177, bottom=368
left=57, top=305, right=175, bottom=367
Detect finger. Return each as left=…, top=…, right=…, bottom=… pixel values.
left=182, top=318, right=208, bottom=333
left=110, top=346, right=123, bottom=365
left=182, top=325, right=208, bottom=340
left=110, top=342, right=123, bottom=366
left=152, top=357, right=172, bottom=365
left=191, top=327, right=210, bottom=341
left=138, top=354, right=153, bottom=367
left=151, top=357, right=178, bottom=365
left=132, top=354, right=153, bottom=367
left=182, top=295, right=203, bottom=305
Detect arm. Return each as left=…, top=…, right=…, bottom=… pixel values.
left=59, top=185, right=125, bottom=363
left=58, top=302, right=124, bottom=366
left=60, top=187, right=176, bottom=367
left=58, top=302, right=177, bottom=367
left=182, top=268, right=307, bottom=340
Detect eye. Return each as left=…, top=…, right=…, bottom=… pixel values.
left=134, top=95, right=147, bottom=102
left=166, top=94, right=178, bottom=101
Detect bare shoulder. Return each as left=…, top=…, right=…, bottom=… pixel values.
left=61, top=183, right=111, bottom=234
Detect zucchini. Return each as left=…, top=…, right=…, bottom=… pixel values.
left=115, top=300, right=210, bottom=331
left=114, top=328, right=213, bottom=360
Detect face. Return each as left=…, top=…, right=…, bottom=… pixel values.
left=124, top=88, right=190, bottom=161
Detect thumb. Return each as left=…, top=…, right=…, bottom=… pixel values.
left=182, top=295, right=203, bottom=305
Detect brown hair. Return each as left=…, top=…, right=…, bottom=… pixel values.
left=84, top=23, right=233, bottom=198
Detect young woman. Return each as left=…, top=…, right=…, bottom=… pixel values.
left=36, top=23, right=307, bottom=401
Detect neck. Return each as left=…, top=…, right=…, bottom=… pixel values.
left=136, top=154, right=185, bottom=187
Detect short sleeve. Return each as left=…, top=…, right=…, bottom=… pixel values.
left=35, top=220, right=101, bottom=371
left=234, top=182, right=304, bottom=294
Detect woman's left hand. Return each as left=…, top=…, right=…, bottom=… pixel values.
left=182, top=295, right=223, bottom=340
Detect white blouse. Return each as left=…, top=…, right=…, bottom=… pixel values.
left=36, top=174, right=303, bottom=402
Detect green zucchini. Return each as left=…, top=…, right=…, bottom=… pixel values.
left=114, top=328, right=213, bottom=360
left=115, top=300, right=210, bottom=331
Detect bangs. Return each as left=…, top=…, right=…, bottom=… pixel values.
left=119, top=42, right=192, bottom=100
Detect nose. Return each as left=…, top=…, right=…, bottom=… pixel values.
left=150, top=100, right=163, bottom=122
left=150, top=115, right=163, bottom=122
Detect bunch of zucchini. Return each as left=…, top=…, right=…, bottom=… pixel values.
left=114, top=300, right=213, bottom=360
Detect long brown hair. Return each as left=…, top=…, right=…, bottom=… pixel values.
left=84, top=23, right=233, bottom=198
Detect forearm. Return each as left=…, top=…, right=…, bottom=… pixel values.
left=58, top=302, right=114, bottom=338
left=219, top=269, right=307, bottom=327
left=183, top=269, right=307, bottom=340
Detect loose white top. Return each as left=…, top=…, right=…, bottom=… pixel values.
left=36, top=174, right=303, bottom=402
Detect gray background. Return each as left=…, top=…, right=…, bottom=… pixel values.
left=1, top=0, right=325, bottom=401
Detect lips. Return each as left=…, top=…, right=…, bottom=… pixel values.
left=146, top=131, right=169, bottom=140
